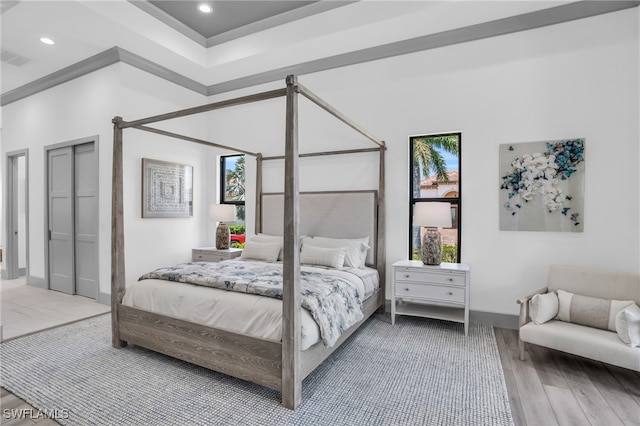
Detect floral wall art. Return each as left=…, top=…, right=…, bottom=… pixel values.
left=499, top=139, right=585, bottom=232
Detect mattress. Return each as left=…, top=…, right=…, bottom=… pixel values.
left=122, top=260, right=379, bottom=350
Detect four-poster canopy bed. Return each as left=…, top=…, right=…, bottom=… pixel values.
left=111, top=75, right=386, bottom=409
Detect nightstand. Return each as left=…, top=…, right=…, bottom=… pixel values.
left=192, top=247, right=242, bottom=262
left=392, top=260, right=470, bottom=335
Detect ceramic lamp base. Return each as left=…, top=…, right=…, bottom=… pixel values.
left=216, top=222, right=230, bottom=250
left=422, top=227, right=442, bottom=265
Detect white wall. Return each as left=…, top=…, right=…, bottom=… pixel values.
left=323, top=8, right=639, bottom=315
left=1, top=7, right=637, bottom=318
left=2, top=65, right=120, bottom=286
left=207, top=8, right=639, bottom=315
left=1, top=63, right=210, bottom=295
left=117, top=65, right=210, bottom=286
left=0, top=128, right=2, bottom=254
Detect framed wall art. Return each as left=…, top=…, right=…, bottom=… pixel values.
left=142, top=158, right=193, bottom=218
left=499, top=138, right=585, bottom=232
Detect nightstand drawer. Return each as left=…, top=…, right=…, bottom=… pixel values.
left=193, top=253, right=228, bottom=262
left=395, top=282, right=465, bottom=303
left=395, top=269, right=465, bottom=286
left=192, top=248, right=242, bottom=262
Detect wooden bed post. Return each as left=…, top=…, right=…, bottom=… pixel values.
left=282, top=75, right=301, bottom=409
left=111, top=116, right=127, bottom=348
left=377, top=143, right=386, bottom=311
left=255, top=153, right=263, bottom=234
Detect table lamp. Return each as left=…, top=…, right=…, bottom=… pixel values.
left=210, top=204, right=236, bottom=249
left=413, top=202, right=452, bottom=265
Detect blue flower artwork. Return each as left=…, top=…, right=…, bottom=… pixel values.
left=499, top=139, right=585, bottom=232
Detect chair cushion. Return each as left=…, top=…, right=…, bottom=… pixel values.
left=520, top=320, right=640, bottom=371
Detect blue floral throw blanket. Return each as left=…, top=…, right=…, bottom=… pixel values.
left=139, top=260, right=365, bottom=347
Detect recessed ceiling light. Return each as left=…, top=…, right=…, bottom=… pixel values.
left=40, top=37, right=55, bottom=45
left=197, top=3, right=213, bottom=14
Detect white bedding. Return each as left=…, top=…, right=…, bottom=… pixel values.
left=122, top=262, right=378, bottom=350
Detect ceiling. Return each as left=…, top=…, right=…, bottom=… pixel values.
left=1, top=1, right=637, bottom=104
left=147, top=1, right=318, bottom=39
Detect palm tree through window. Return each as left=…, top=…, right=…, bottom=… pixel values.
left=410, top=133, right=461, bottom=262
left=220, top=154, right=245, bottom=247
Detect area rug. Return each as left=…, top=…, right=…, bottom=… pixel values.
left=1, top=314, right=513, bottom=425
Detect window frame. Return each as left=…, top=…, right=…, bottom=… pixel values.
left=408, top=132, right=462, bottom=263
left=219, top=154, right=245, bottom=206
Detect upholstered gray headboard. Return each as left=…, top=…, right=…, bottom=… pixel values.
left=261, top=191, right=378, bottom=266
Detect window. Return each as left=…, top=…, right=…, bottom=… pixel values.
left=409, top=133, right=461, bottom=263
left=220, top=154, right=245, bottom=247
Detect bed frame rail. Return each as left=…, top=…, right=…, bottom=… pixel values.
left=116, top=290, right=382, bottom=396
left=118, top=305, right=283, bottom=390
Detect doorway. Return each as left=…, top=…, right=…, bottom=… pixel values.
left=45, top=137, right=99, bottom=298
left=4, top=149, right=29, bottom=280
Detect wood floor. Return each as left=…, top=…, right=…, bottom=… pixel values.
left=1, top=277, right=110, bottom=342
left=495, top=328, right=640, bottom=426
left=1, top=388, right=58, bottom=425
left=1, top=282, right=638, bottom=425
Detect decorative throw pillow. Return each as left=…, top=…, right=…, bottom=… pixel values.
left=249, top=234, right=283, bottom=260
left=557, top=289, right=634, bottom=331
left=529, top=292, right=559, bottom=324
left=240, top=241, right=281, bottom=262
left=300, top=245, right=346, bottom=269
left=615, top=303, right=640, bottom=347
left=302, top=236, right=370, bottom=268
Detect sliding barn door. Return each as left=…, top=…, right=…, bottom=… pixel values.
left=47, top=141, right=98, bottom=298
left=74, top=143, right=98, bottom=299
left=48, top=147, right=75, bottom=294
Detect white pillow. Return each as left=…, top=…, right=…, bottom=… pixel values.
left=249, top=234, right=283, bottom=260
left=529, top=292, right=559, bottom=325
left=615, top=303, right=640, bottom=347
left=302, top=236, right=370, bottom=269
left=240, top=241, right=281, bottom=262
left=300, top=245, right=346, bottom=269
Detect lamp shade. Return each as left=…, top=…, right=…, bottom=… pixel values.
left=413, top=202, right=452, bottom=228
left=209, top=204, right=235, bottom=222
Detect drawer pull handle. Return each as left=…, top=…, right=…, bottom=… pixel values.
left=447, top=292, right=453, bottom=296
left=404, top=274, right=410, bottom=278
left=448, top=278, right=453, bottom=281
left=404, top=288, right=410, bottom=291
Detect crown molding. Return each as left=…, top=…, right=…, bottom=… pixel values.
left=207, top=0, right=639, bottom=95
left=117, top=48, right=208, bottom=95
left=1, top=47, right=121, bottom=106
left=1, top=47, right=207, bottom=106
left=2, top=1, right=638, bottom=106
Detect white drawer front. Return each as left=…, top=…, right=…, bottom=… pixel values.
left=193, top=253, right=226, bottom=262
left=192, top=252, right=227, bottom=262
left=192, top=249, right=243, bottom=262
left=395, top=282, right=465, bottom=303
left=394, top=268, right=465, bottom=286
